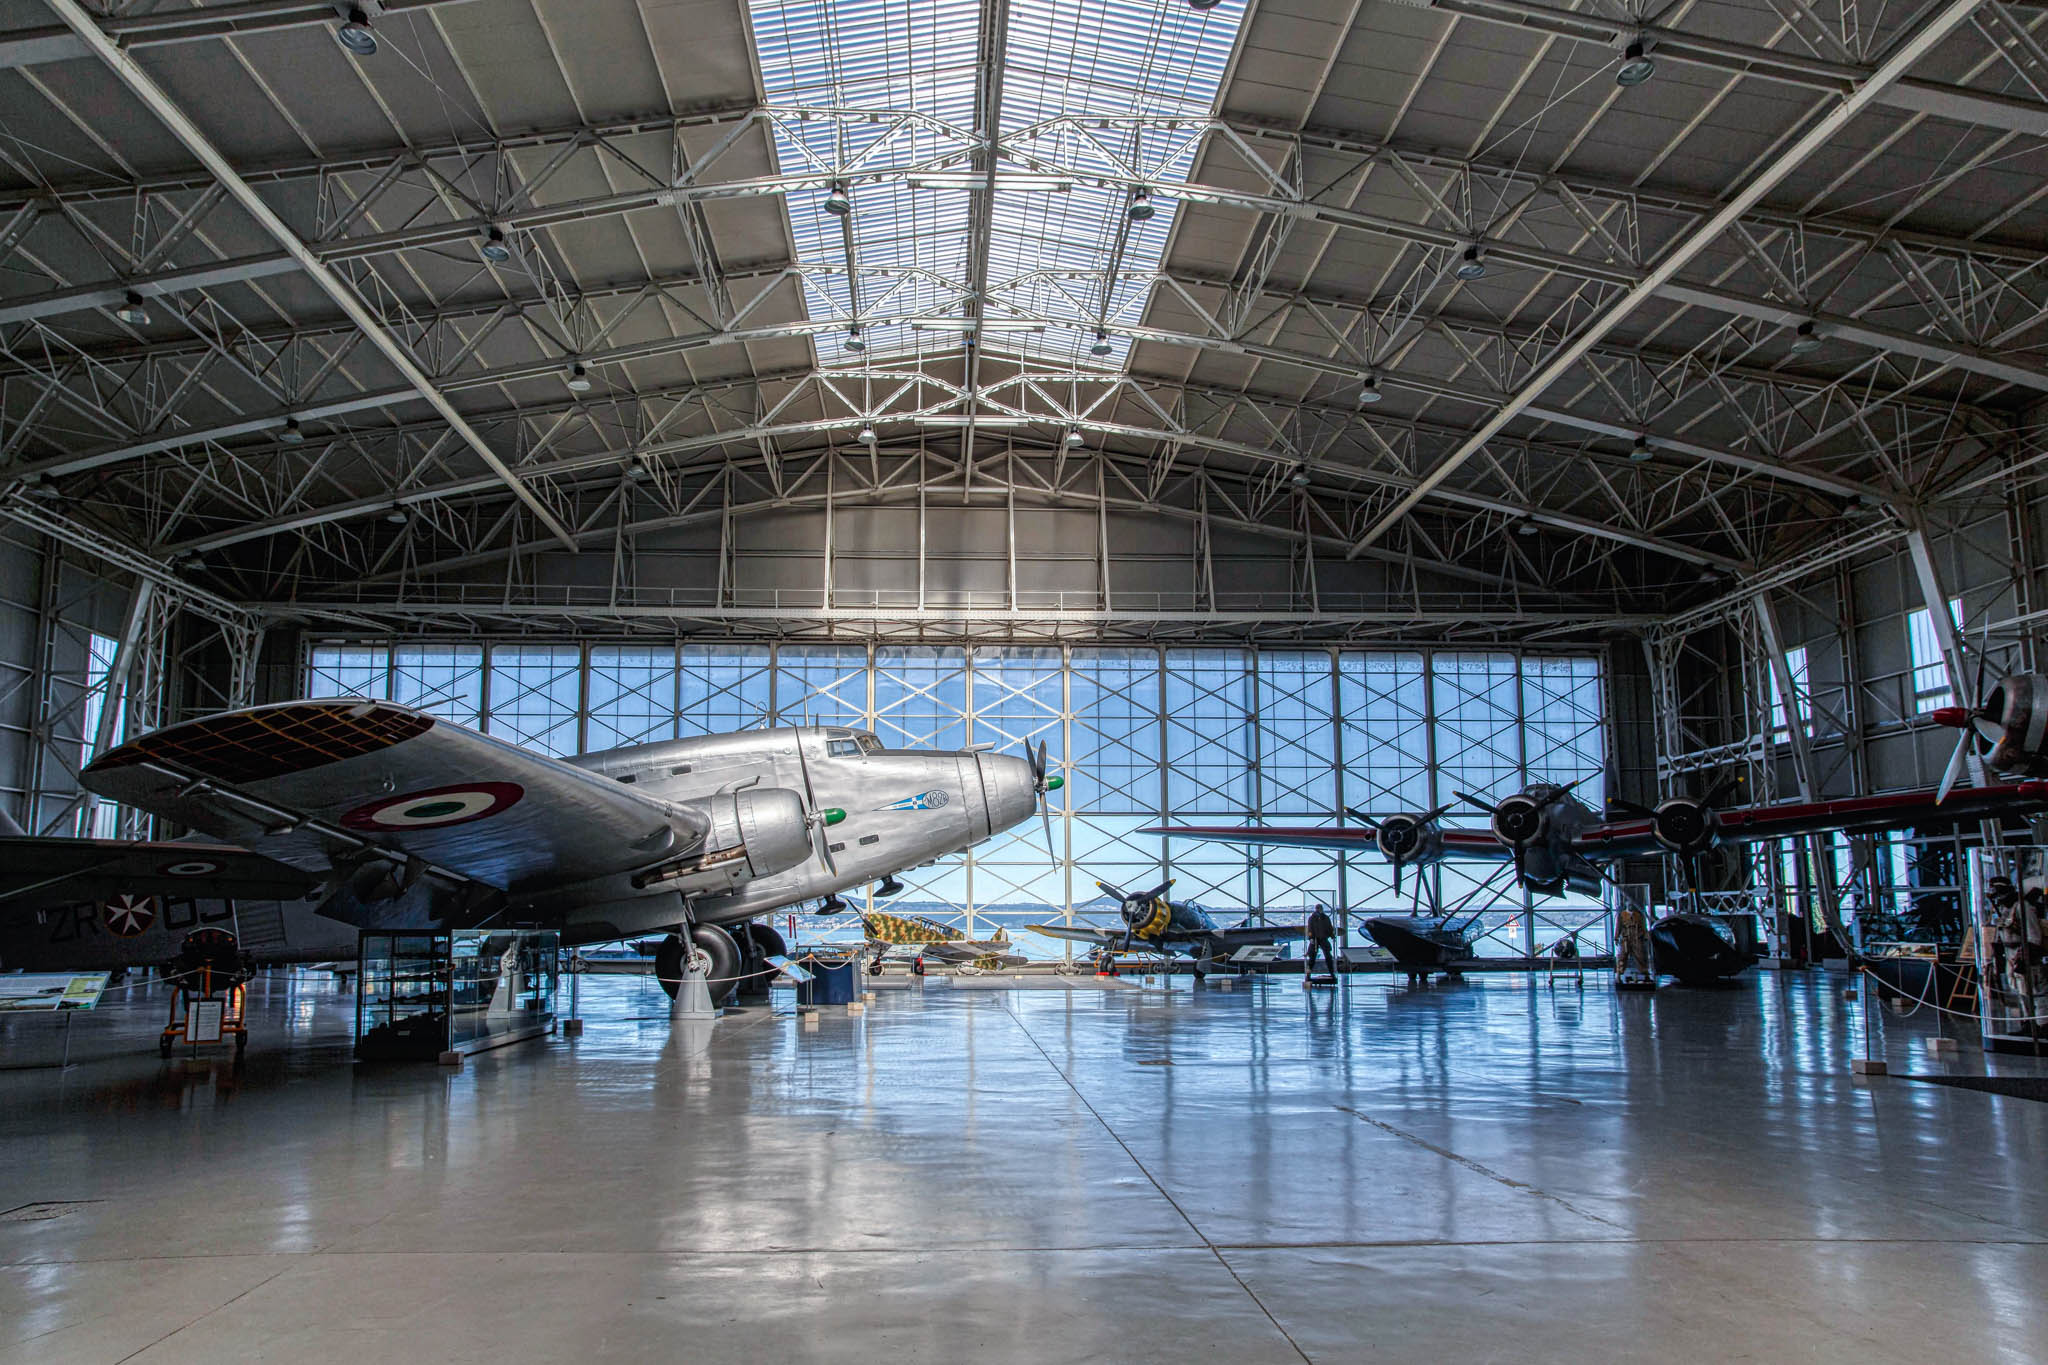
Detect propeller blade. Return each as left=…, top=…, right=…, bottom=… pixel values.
left=1095, top=879, right=1130, bottom=903
left=1422, top=800, right=1458, bottom=823
left=1700, top=774, right=1739, bottom=808
left=1031, top=739, right=1049, bottom=787
left=1513, top=847, right=1529, bottom=885
left=1144, top=878, right=1174, bottom=905
left=1606, top=797, right=1657, bottom=819
left=813, top=813, right=837, bottom=876
left=1342, top=806, right=1380, bottom=830
left=1936, top=728, right=1971, bottom=805
left=1974, top=620, right=1989, bottom=706
left=1453, top=790, right=1496, bottom=815
left=1039, top=801, right=1056, bottom=863
left=1391, top=858, right=1402, bottom=898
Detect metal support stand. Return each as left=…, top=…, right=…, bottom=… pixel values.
left=670, top=954, right=719, bottom=1021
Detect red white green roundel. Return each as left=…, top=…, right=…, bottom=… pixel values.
left=103, top=894, right=157, bottom=937
left=340, top=782, right=524, bottom=831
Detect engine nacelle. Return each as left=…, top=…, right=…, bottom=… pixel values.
left=1977, top=674, right=2048, bottom=778
left=1374, top=812, right=1444, bottom=866
left=634, top=786, right=812, bottom=893
left=1646, top=797, right=1717, bottom=856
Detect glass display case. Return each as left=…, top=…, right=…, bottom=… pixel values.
left=356, top=930, right=558, bottom=1062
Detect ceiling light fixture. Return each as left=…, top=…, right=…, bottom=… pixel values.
left=477, top=226, right=512, bottom=263
left=823, top=181, right=852, bottom=217
left=25, top=475, right=61, bottom=499
left=565, top=362, right=592, bottom=392
left=335, top=7, right=377, bottom=56
left=844, top=326, right=866, bottom=353
left=1090, top=330, right=1113, bottom=356
left=628, top=458, right=652, bottom=482
left=1454, top=246, right=1487, bottom=280
left=857, top=425, right=877, bottom=445
left=1789, top=320, right=1822, bottom=353
left=384, top=506, right=409, bottom=526
left=1066, top=430, right=1085, bottom=448
left=1357, top=374, right=1382, bottom=405
left=1291, top=469, right=1312, bottom=487
left=1516, top=518, right=1541, bottom=536
left=1615, top=40, right=1655, bottom=87
left=113, top=292, right=149, bottom=325
left=1188, top=0, right=1224, bottom=9
left=1127, top=187, right=1156, bottom=223
left=1629, top=434, right=1652, bottom=461
left=278, top=417, right=306, bottom=445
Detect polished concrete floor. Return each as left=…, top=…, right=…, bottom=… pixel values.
left=4, top=967, right=2046, bottom=1363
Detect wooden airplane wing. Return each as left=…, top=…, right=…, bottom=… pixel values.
left=80, top=699, right=705, bottom=892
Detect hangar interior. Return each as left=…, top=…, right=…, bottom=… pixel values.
left=4, top=0, right=2048, bottom=1360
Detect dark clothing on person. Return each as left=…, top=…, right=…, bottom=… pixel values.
left=1306, top=906, right=1338, bottom=978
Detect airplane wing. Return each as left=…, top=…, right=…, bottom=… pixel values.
left=1567, top=781, right=2048, bottom=859
left=0, top=836, right=317, bottom=907
left=1141, top=823, right=1506, bottom=857
left=1025, top=922, right=1122, bottom=946
left=1202, top=923, right=1306, bottom=947
left=80, top=699, right=705, bottom=892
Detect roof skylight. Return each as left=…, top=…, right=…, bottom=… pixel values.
left=749, top=0, right=1245, bottom=369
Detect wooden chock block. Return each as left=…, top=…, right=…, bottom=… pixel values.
left=561, top=1018, right=584, bottom=1037
left=1926, top=1037, right=1960, bottom=1054
left=1851, top=1057, right=1888, bottom=1076
left=438, top=1050, right=464, bottom=1069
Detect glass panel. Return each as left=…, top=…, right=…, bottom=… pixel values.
left=486, top=645, right=581, bottom=755
left=587, top=645, right=677, bottom=751
left=391, top=644, right=483, bottom=725
left=307, top=643, right=387, bottom=699
left=680, top=643, right=772, bottom=734
left=774, top=645, right=871, bottom=728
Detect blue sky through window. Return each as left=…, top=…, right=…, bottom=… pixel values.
left=748, top=0, right=1245, bottom=368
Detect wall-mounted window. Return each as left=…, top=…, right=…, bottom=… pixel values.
left=1907, top=597, right=1962, bottom=712
left=1769, top=646, right=1809, bottom=744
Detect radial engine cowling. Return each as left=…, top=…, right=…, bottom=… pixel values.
left=1979, top=674, right=2048, bottom=779
left=1122, top=895, right=1171, bottom=939
left=1646, top=797, right=1717, bottom=856
left=1373, top=813, right=1444, bottom=866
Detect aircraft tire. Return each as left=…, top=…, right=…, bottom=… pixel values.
left=690, top=922, right=741, bottom=1003
left=653, top=933, right=687, bottom=1000
left=742, top=922, right=787, bottom=960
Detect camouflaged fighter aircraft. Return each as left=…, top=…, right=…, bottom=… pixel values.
left=2, top=698, right=1059, bottom=999
left=859, top=910, right=1027, bottom=972
left=1026, top=878, right=1306, bottom=977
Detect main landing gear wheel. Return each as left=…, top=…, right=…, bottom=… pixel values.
left=690, top=922, right=741, bottom=1003
left=655, top=926, right=743, bottom=1003
left=736, top=922, right=786, bottom=997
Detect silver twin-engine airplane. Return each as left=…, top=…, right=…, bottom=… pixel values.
left=0, top=698, right=1058, bottom=997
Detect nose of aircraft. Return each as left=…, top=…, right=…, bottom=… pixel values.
left=976, top=751, right=1039, bottom=836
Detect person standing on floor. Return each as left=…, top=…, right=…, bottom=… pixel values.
left=1304, top=902, right=1338, bottom=983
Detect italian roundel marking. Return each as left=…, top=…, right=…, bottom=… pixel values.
left=340, top=781, right=524, bottom=831
left=102, top=894, right=156, bottom=937
left=157, top=858, right=221, bottom=877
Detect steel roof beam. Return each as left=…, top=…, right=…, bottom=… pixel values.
left=1348, top=0, right=1990, bottom=558
left=42, top=0, right=578, bottom=552
left=0, top=0, right=478, bottom=70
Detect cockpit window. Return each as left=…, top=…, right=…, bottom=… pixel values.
left=856, top=734, right=883, bottom=755
left=827, top=739, right=860, bottom=757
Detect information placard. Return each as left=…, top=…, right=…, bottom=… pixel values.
left=0, top=973, right=110, bottom=1012
left=187, top=998, right=225, bottom=1044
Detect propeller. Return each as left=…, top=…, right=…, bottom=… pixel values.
left=1932, top=624, right=2009, bottom=803
left=1342, top=806, right=1380, bottom=830
left=807, top=803, right=845, bottom=875
left=1369, top=800, right=1458, bottom=896
left=1098, top=876, right=1173, bottom=953
left=1026, top=739, right=1061, bottom=860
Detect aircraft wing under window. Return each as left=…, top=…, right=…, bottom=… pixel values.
left=1141, top=824, right=1507, bottom=857
left=80, top=700, right=706, bottom=892
left=0, top=836, right=316, bottom=907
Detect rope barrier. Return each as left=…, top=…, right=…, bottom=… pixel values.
left=1856, top=961, right=2048, bottom=1024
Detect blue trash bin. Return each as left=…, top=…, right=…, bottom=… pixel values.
left=796, top=956, right=856, bottom=1007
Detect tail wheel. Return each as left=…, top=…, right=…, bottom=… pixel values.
left=690, top=922, right=741, bottom=1003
